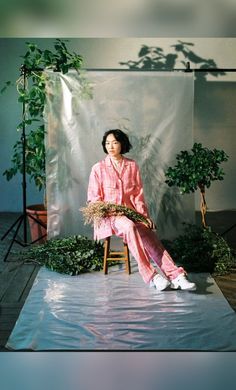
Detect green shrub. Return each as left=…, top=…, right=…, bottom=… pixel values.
left=20, top=235, right=104, bottom=275
left=163, top=224, right=236, bottom=275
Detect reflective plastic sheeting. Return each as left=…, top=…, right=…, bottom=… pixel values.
left=6, top=264, right=236, bottom=351
left=44, top=70, right=195, bottom=240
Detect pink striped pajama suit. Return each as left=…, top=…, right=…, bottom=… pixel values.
left=87, top=155, right=184, bottom=284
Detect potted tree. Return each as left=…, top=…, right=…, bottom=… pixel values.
left=165, top=142, right=229, bottom=227
left=1, top=39, right=84, bottom=243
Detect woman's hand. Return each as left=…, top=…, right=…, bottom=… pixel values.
left=146, top=218, right=156, bottom=230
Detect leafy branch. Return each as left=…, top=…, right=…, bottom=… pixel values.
left=19, top=235, right=104, bottom=276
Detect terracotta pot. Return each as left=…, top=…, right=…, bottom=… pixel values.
left=26, top=204, right=47, bottom=244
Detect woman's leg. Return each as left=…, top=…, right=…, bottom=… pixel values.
left=136, top=223, right=185, bottom=281
left=111, top=216, right=157, bottom=284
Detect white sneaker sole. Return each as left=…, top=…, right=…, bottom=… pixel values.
left=170, top=283, right=196, bottom=291
left=150, top=280, right=170, bottom=291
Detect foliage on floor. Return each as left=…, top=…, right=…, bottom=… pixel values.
left=20, top=235, right=104, bottom=275
left=163, top=224, right=236, bottom=275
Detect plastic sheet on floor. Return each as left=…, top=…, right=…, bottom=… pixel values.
left=6, top=263, right=236, bottom=351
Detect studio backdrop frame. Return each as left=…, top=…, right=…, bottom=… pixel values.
left=44, top=70, right=194, bottom=240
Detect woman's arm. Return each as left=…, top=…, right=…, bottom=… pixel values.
left=87, top=165, right=103, bottom=203
left=132, top=164, right=149, bottom=216
left=133, top=164, right=156, bottom=229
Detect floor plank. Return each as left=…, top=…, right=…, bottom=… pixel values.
left=0, top=263, right=19, bottom=301
left=2, top=264, right=38, bottom=303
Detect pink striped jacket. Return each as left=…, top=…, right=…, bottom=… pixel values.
left=87, top=155, right=149, bottom=240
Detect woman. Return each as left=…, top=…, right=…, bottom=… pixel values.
left=87, top=129, right=196, bottom=291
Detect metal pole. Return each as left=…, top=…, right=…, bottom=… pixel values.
left=84, top=67, right=236, bottom=72
left=1, top=65, right=46, bottom=261
left=21, top=65, right=28, bottom=244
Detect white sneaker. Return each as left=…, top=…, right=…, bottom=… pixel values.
left=150, top=274, right=170, bottom=291
left=170, top=274, right=196, bottom=291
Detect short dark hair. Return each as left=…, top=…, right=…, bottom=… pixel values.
left=102, top=129, right=132, bottom=154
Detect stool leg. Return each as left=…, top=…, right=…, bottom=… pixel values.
left=124, top=243, right=131, bottom=275
left=103, top=237, right=110, bottom=274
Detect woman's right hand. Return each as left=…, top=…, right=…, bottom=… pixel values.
left=145, top=218, right=156, bottom=230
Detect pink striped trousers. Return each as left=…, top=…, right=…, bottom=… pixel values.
left=110, top=216, right=185, bottom=284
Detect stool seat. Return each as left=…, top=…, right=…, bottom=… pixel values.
left=103, top=236, right=131, bottom=274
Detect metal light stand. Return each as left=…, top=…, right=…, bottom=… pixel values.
left=1, top=64, right=46, bottom=262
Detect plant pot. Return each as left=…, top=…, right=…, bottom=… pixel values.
left=26, top=204, right=47, bottom=244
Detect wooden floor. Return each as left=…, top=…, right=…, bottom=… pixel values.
left=0, top=211, right=236, bottom=351
left=0, top=212, right=40, bottom=351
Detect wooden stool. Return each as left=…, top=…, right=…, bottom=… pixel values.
left=103, top=236, right=131, bottom=274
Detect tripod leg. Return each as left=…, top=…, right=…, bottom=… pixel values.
left=27, top=212, right=47, bottom=244
left=30, top=233, right=47, bottom=245
left=1, top=214, right=22, bottom=241
left=221, top=223, right=236, bottom=236
left=3, top=215, right=24, bottom=262
left=28, top=213, right=47, bottom=228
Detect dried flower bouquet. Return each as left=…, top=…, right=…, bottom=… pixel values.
left=80, top=201, right=149, bottom=226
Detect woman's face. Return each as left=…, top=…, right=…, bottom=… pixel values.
left=105, top=133, right=122, bottom=158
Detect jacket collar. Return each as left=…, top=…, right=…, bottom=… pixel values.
left=105, top=155, right=129, bottom=166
